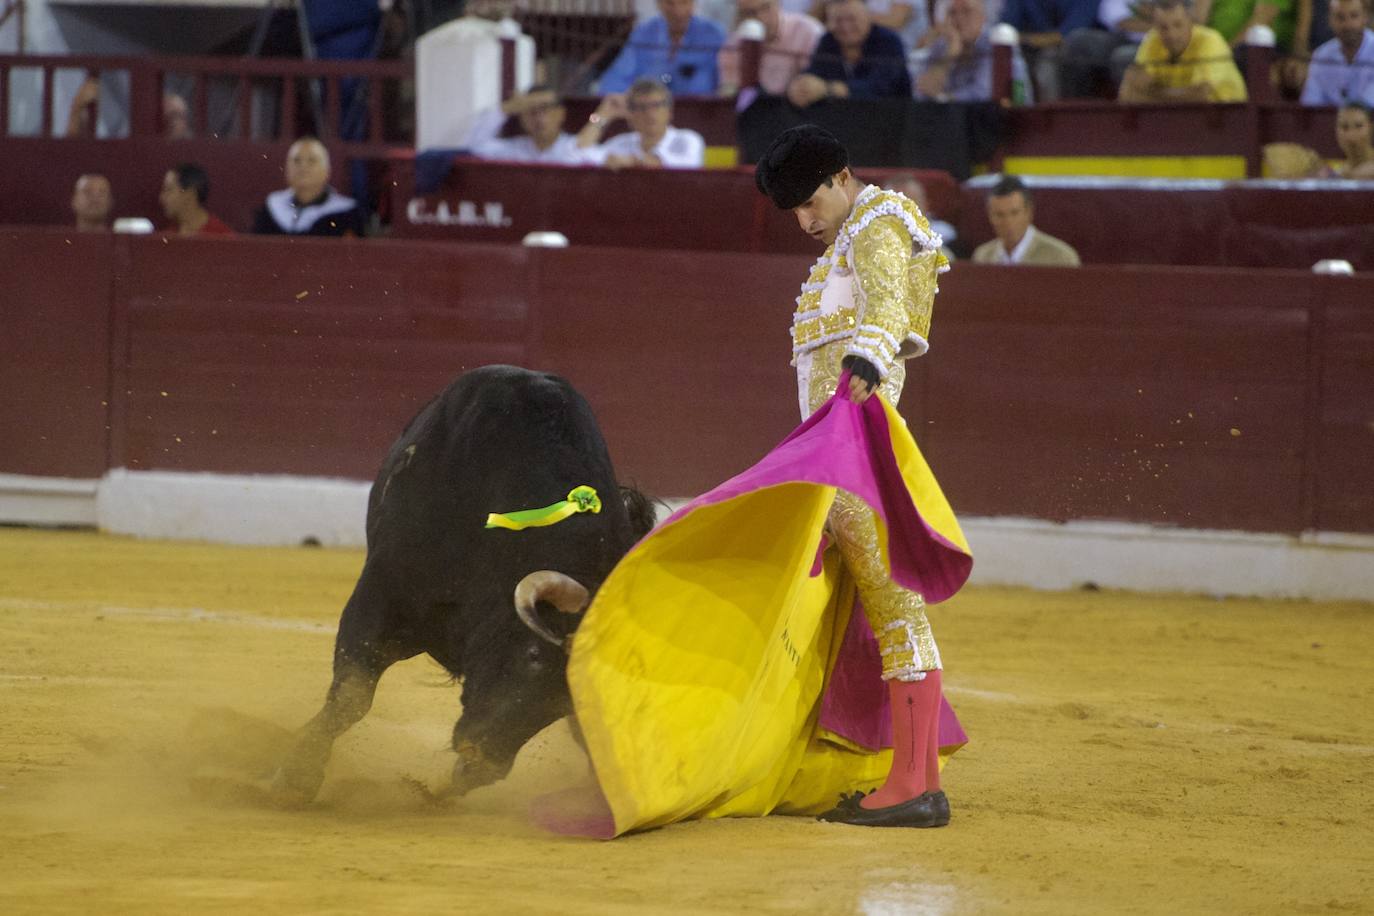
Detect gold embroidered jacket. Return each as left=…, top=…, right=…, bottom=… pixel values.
left=790, top=186, right=949, bottom=381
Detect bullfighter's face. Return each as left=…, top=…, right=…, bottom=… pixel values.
left=793, top=167, right=858, bottom=246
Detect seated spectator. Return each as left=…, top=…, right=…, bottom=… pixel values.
left=251, top=138, right=366, bottom=237
left=162, top=93, right=193, bottom=140
left=600, top=0, right=727, bottom=94
left=463, top=85, right=591, bottom=164
left=913, top=0, right=1034, bottom=101
left=787, top=0, right=912, bottom=106
left=1118, top=0, right=1247, bottom=102
left=1301, top=0, right=1374, bottom=106
left=718, top=0, right=825, bottom=95
left=159, top=163, right=235, bottom=236
left=999, top=0, right=1101, bottom=100
left=882, top=172, right=959, bottom=260
left=578, top=78, right=707, bottom=169
left=1333, top=100, right=1374, bottom=176
left=71, top=174, right=113, bottom=232
left=972, top=176, right=1081, bottom=266
left=1260, top=101, right=1374, bottom=176
left=867, top=0, right=933, bottom=53
left=1061, top=0, right=1155, bottom=99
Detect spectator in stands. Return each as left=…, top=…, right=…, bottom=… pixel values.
left=999, top=0, right=1101, bottom=100
left=1333, top=100, right=1374, bottom=175
left=578, top=78, right=707, bottom=169
left=162, top=93, right=193, bottom=140
left=913, top=0, right=1034, bottom=101
left=1061, top=0, right=1156, bottom=98
left=159, top=163, right=235, bottom=236
left=600, top=0, right=727, bottom=95
left=66, top=76, right=194, bottom=140
left=1260, top=100, right=1374, bottom=174
left=1301, top=0, right=1374, bottom=106
left=867, top=0, right=933, bottom=53
left=787, top=0, right=912, bottom=106
left=71, top=174, right=113, bottom=232
left=883, top=172, right=959, bottom=260
left=251, top=138, right=366, bottom=237
left=1119, top=0, right=1248, bottom=102
left=718, top=0, right=826, bottom=95
left=463, top=85, right=591, bottom=164
left=972, top=176, right=1081, bottom=266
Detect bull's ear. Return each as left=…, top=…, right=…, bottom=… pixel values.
left=514, top=571, right=589, bottom=647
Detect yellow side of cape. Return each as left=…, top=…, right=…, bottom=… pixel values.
left=567, top=398, right=967, bottom=836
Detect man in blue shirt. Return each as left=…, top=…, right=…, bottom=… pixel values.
left=1301, top=0, right=1374, bottom=106
left=600, top=0, right=727, bottom=95
left=787, top=0, right=912, bottom=106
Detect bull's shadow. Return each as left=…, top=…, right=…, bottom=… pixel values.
left=269, top=365, right=657, bottom=806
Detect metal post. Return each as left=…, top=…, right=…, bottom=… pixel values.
left=1244, top=25, right=1276, bottom=104
left=989, top=24, right=1018, bottom=105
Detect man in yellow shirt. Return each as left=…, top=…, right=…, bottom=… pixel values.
left=1119, top=0, right=1249, bottom=102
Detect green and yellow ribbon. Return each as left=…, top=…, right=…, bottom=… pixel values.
left=485, top=485, right=602, bottom=531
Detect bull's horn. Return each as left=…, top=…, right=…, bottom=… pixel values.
left=513, top=571, right=590, bottom=647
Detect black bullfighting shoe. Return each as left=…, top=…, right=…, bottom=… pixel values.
left=820, top=790, right=951, bottom=828
left=816, top=789, right=874, bottom=822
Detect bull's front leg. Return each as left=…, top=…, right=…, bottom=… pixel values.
left=271, top=663, right=381, bottom=806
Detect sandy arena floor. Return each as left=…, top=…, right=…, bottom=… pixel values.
left=0, top=527, right=1370, bottom=915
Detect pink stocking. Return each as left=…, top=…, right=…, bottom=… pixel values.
left=860, top=669, right=942, bottom=809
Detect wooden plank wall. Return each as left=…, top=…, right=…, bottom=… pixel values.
left=1, top=227, right=1369, bottom=535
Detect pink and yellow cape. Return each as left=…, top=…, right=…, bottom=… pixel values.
left=555, top=380, right=973, bottom=837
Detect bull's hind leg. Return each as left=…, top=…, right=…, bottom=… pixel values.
left=272, top=577, right=416, bottom=806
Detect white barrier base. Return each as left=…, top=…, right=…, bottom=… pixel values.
left=1, top=471, right=1370, bottom=601
left=0, top=473, right=99, bottom=526
left=95, top=469, right=371, bottom=547
left=959, top=517, right=1374, bottom=601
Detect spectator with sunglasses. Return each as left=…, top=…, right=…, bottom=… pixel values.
left=578, top=78, right=707, bottom=169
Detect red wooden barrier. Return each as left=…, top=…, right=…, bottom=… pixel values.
left=956, top=181, right=1374, bottom=269
left=390, top=157, right=963, bottom=254
left=0, top=229, right=115, bottom=478
left=2, top=228, right=1370, bottom=535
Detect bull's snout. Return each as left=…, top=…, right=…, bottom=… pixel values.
left=449, top=740, right=513, bottom=797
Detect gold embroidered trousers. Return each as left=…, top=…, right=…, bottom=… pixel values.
left=805, top=343, right=941, bottom=682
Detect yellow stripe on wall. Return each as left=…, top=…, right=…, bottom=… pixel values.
left=1003, top=156, right=1248, bottom=179
left=704, top=145, right=739, bottom=169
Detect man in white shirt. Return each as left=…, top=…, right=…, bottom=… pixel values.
left=463, top=85, right=593, bottom=165
left=971, top=176, right=1080, bottom=267
left=577, top=78, right=707, bottom=169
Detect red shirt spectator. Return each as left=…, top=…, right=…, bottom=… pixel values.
left=160, top=163, right=235, bottom=236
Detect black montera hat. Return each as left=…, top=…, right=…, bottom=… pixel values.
left=754, top=125, right=850, bottom=210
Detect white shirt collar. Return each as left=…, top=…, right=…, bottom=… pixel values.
left=999, top=224, right=1037, bottom=264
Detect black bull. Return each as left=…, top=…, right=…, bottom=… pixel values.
left=272, top=365, right=656, bottom=804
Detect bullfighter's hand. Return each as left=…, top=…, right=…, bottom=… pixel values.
left=847, top=373, right=874, bottom=404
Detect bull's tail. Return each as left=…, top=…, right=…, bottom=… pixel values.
left=619, top=485, right=662, bottom=542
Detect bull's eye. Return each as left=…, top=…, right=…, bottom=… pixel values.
left=526, top=644, right=543, bottom=663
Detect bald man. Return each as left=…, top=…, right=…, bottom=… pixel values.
left=252, top=138, right=366, bottom=237
left=72, top=174, right=113, bottom=232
